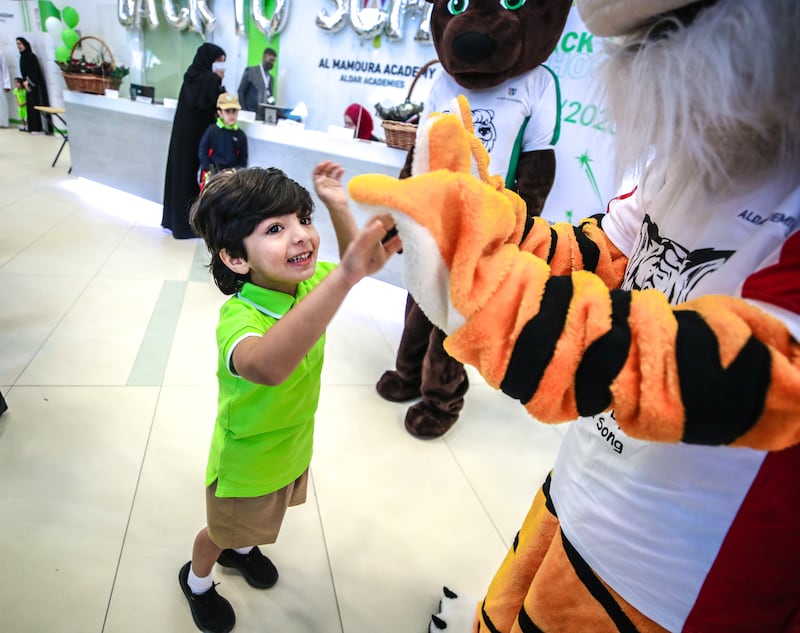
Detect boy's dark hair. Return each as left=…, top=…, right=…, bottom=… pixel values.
left=190, top=167, right=314, bottom=295
left=14, top=77, right=23, bottom=83
left=263, top=47, right=277, bottom=57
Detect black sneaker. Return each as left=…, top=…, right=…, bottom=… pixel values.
left=217, top=547, right=278, bottom=589
left=178, top=561, right=235, bottom=633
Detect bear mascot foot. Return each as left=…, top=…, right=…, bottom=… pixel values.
left=429, top=587, right=475, bottom=633
left=404, top=400, right=461, bottom=439
left=375, top=370, right=421, bottom=402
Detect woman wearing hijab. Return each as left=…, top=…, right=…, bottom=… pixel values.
left=162, top=42, right=226, bottom=239
left=16, top=37, right=51, bottom=135
left=343, top=103, right=381, bottom=142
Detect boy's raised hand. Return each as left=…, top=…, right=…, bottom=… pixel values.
left=339, top=215, right=401, bottom=287
left=312, top=160, right=348, bottom=213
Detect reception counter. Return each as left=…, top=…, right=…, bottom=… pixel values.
left=63, top=91, right=409, bottom=285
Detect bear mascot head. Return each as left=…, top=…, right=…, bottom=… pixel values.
left=429, top=0, right=570, bottom=92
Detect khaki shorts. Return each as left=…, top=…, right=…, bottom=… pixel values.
left=206, top=469, right=309, bottom=549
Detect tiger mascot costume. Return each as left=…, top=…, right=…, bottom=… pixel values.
left=351, top=0, right=800, bottom=631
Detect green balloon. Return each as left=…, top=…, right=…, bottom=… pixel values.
left=62, top=6, right=80, bottom=28
left=55, top=45, right=71, bottom=63
left=62, top=28, right=79, bottom=50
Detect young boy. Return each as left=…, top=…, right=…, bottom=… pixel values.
left=180, top=162, right=400, bottom=633
left=197, top=93, right=248, bottom=190
left=13, top=77, right=27, bottom=131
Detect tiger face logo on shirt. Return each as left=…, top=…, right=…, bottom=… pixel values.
left=622, top=215, right=734, bottom=303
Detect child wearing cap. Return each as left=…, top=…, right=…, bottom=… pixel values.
left=198, top=93, right=248, bottom=189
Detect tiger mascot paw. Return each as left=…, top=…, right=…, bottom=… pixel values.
left=349, top=96, right=527, bottom=334
left=428, top=587, right=475, bottom=633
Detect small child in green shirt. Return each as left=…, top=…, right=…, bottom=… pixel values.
left=179, top=162, right=400, bottom=633
left=13, top=77, right=27, bottom=131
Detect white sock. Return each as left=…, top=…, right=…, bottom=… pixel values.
left=234, top=546, right=253, bottom=555
left=187, top=566, right=214, bottom=595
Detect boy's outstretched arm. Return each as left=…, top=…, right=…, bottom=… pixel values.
left=313, top=160, right=358, bottom=259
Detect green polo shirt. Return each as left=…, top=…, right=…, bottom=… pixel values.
left=206, top=262, right=337, bottom=497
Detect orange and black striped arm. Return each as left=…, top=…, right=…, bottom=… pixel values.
left=349, top=107, right=800, bottom=452
left=442, top=221, right=800, bottom=450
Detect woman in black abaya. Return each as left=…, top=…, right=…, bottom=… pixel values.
left=16, top=37, right=51, bottom=135
left=162, top=43, right=226, bottom=239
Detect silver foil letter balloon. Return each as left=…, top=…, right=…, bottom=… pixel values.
left=253, top=0, right=290, bottom=39
left=386, top=0, right=432, bottom=42
left=316, top=0, right=347, bottom=33
left=413, top=0, right=432, bottom=43
left=117, top=0, right=160, bottom=28
left=162, top=0, right=190, bottom=29
left=194, top=0, right=217, bottom=35
left=138, top=0, right=160, bottom=29
left=118, top=0, right=135, bottom=26
left=234, top=0, right=246, bottom=36
left=348, top=0, right=388, bottom=39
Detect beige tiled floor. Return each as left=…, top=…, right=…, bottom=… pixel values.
left=0, top=128, right=563, bottom=633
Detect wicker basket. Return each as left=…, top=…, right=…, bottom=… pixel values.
left=382, top=120, right=419, bottom=150
left=381, top=59, right=439, bottom=150
left=61, top=36, right=116, bottom=95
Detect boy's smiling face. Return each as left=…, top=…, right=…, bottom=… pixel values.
left=219, top=107, right=239, bottom=127
left=222, top=211, right=320, bottom=295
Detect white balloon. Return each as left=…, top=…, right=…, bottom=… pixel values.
left=45, top=16, right=64, bottom=41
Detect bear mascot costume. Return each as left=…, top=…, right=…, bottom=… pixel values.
left=376, top=0, right=572, bottom=439
left=352, top=0, right=800, bottom=630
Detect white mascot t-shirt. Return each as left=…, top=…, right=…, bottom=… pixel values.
left=422, top=68, right=558, bottom=183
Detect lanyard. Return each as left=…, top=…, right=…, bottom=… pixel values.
left=259, top=65, right=271, bottom=98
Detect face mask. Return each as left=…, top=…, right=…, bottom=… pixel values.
left=262, top=61, right=274, bottom=71
left=212, top=62, right=226, bottom=73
